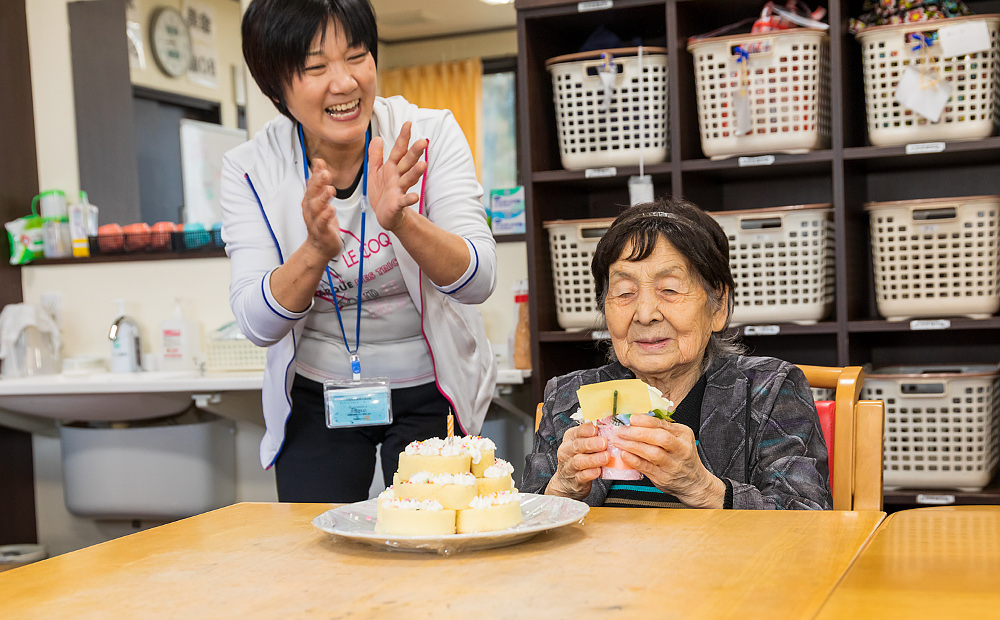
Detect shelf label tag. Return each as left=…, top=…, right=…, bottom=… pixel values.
left=578, top=0, right=613, bottom=11
left=584, top=167, right=617, bottom=178
left=905, top=142, right=947, bottom=155
left=590, top=330, right=610, bottom=340
left=937, top=21, right=991, bottom=59
left=916, top=494, right=956, bottom=505
left=910, top=319, right=951, bottom=331
left=738, top=155, right=775, bottom=167
left=743, top=325, right=781, bottom=336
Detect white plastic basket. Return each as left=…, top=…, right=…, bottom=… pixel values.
left=862, top=364, right=1000, bottom=491
left=206, top=338, right=267, bottom=371
left=687, top=29, right=830, bottom=160
left=544, top=218, right=613, bottom=330
left=856, top=15, right=1000, bottom=147
left=711, top=204, right=835, bottom=325
left=546, top=47, right=669, bottom=170
left=866, top=195, right=1000, bottom=321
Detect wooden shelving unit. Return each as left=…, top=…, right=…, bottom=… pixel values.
left=514, top=0, right=1000, bottom=508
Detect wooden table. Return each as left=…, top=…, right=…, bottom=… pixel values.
left=816, top=505, right=1000, bottom=619
left=0, top=503, right=883, bottom=619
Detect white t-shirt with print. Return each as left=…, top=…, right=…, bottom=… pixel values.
left=296, top=176, right=434, bottom=388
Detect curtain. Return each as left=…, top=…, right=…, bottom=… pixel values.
left=379, top=58, right=482, bottom=176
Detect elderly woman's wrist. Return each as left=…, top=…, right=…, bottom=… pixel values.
left=684, top=474, right=726, bottom=509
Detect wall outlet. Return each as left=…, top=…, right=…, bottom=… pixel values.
left=41, top=292, right=62, bottom=326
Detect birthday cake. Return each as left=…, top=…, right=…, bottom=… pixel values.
left=376, top=436, right=523, bottom=536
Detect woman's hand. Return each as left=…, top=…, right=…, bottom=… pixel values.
left=367, top=121, right=428, bottom=232
left=612, top=415, right=726, bottom=508
left=301, top=159, right=343, bottom=262
left=545, top=422, right=610, bottom=500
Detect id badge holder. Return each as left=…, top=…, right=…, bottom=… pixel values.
left=323, top=377, right=392, bottom=428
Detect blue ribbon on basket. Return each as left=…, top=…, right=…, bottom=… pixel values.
left=735, top=46, right=751, bottom=63
left=910, top=32, right=935, bottom=52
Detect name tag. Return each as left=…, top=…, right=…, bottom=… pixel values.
left=324, top=378, right=392, bottom=428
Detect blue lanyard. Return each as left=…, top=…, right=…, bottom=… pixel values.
left=299, top=124, right=369, bottom=380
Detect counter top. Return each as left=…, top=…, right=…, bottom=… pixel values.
left=0, top=370, right=262, bottom=396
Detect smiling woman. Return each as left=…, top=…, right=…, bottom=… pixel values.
left=221, top=0, right=497, bottom=504
left=522, top=197, right=833, bottom=511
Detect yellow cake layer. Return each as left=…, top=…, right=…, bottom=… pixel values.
left=477, top=476, right=515, bottom=496
left=375, top=506, right=456, bottom=536
left=396, top=453, right=472, bottom=480
left=395, top=483, right=477, bottom=511
left=470, top=449, right=496, bottom=477
left=456, top=501, right=523, bottom=534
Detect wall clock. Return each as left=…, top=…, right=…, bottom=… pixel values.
left=149, top=6, right=193, bottom=78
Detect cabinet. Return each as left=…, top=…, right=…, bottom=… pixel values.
left=514, top=0, right=1000, bottom=506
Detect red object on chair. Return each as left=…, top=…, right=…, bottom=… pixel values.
left=815, top=400, right=836, bottom=492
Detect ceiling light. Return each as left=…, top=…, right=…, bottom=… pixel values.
left=479, top=0, right=514, bottom=5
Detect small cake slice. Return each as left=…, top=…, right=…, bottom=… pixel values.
left=394, top=472, right=478, bottom=510
left=460, top=436, right=497, bottom=477
left=375, top=487, right=395, bottom=523
left=477, top=458, right=516, bottom=495
left=375, top=498, right=456, bottom=536
left=396, top=438, right=472, bottom=480
left=456, top=491, right=522, bottom=534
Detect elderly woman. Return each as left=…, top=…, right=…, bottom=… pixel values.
left=522, top=198, right=830, bottom=510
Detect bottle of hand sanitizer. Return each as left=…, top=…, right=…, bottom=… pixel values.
left=160, top=299, right=201, bottom=371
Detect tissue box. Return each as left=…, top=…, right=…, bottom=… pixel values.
left=490, top=187, right=525, bottom=235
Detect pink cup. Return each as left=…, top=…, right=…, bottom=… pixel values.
left=596, top=420, right=642, bottom=480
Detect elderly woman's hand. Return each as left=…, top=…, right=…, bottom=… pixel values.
left=612, top=415, right=726, bottom=508
left=545, top=422, right=610, bottom=501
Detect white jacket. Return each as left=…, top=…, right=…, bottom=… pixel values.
left=221, top=96, right=498, bottom=468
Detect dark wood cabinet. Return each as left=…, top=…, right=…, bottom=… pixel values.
left=514, top=0, right=1000, bottom=506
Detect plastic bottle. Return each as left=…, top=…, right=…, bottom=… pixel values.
left=511, top=280, right=531, bottom=370
left=68, top=192, right=91, bottom=258
left=109, top=300, right=142, bottom=373
left=160, top=299, right=201, bottom=371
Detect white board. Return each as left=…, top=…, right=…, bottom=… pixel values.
left=180, top=119, right=246, bottom=225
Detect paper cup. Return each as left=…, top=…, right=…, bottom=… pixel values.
left=596, top=421, right=642, bottom=480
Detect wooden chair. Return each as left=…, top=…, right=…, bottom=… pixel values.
left=533, top=365, right=885, bottom=511
left=798, top=365, right=885, bottom=512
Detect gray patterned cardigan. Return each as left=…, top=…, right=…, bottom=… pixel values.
left=521, top=354, right=832, bottom=510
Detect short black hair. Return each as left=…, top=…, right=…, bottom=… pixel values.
left=242, top=0, right=378, bottom=121
left=591, top=197, right=738, bottom=341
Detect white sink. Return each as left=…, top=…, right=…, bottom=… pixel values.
left=0, top=370, right=263, bottom=422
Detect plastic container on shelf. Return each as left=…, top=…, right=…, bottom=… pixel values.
left=862, top=364, right=1000, bottom=491
left=546, top=47, right=669, bottom=170
left=687, top=29, right=831, bottom=160
left=855, top=15, right=1000, bottom=147
left=543, top=218, right=614, bottom=331
left=710, top=204, right=835, bottom=325
left=866, top=195, right=1000, bottom=321
left=206, top=321, right=267, bottom=371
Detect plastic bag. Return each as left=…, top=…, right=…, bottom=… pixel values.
left=4, top=215, right=44, bottom=264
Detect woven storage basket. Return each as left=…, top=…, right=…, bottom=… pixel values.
left=687, top=29, right=830, bottom=160
left=544, top=218, right=613, bottom=331
left=855, top=15, right=1000, bottom=147
left=206, top=339, right=267, bottom=372
left=711, top=204, right=835, bottom=325
left=862, top=364, right=1000, bottom=491
left=866, top=195, right=1000, bottom=321
left=546, top=47, right=669, bottom=170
